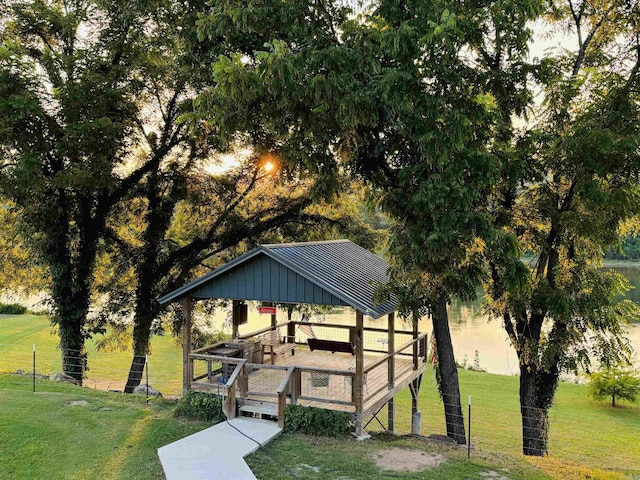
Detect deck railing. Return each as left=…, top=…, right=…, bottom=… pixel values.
left=188, top=353, right=246, bottom=419
left=283, top=320, right=417, bottom=354
left=189, top=323, right=429, bottom=423
left=362, top=332, right=429, bottom=406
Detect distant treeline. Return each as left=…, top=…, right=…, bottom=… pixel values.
left=605, top=236, right=640, bottom=261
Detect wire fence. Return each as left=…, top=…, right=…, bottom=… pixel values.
left=2, top=345, right=638, bottom=474
left=1, top=345, right=183, bottom=396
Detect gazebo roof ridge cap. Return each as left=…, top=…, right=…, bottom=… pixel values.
left=262, top=239, right=350, bottom=248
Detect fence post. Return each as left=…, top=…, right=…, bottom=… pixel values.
left=33, top=344, right=36, bottom=393
left=468, top=395, right=472, bottom=459
left=146, top=355, right=149, bottom=405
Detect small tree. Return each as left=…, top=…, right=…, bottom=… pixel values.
left=589, top=368, right=640, bottom=407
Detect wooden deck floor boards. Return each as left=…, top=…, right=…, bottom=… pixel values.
left=246, top=346, right=424, bottom=415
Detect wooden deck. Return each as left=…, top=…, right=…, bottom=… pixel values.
left=244, top=346, right=426, bottom=416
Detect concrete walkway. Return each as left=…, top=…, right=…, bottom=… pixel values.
left=158, top=417, right=283, bottom=480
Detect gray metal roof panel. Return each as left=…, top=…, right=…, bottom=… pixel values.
left=265, top=241, right=396, bottom=318
left=158, top=240, right=397, bottom=318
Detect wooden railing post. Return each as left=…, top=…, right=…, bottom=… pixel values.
left=224, top=385, right=236, bottom=420
left=388, top=312, right=395, bottom=389
left=388, top=311, right=396, bottom=433
left=277, top=390, right=286, bottom=428
left=277, top=366, right=296, bottom=429
left=291, top=369, right=301, bottom=405
left=239, top=363, right=248, bottom=398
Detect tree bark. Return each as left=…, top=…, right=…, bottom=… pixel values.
left=519, top=362, right=549, bottom=456
left=431, top=295, right=466, bottom=444
left=124, top=170, right=173, bottom=392
left=47, top=203, right=100, bottom=384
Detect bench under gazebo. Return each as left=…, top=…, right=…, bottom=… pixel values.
left=158, top=239, right=428, bottom=437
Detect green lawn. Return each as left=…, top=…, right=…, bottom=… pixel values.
left=1, top=314, right=639, bottom=479
left=247, top=433, right=554, bottom=480
left=0, top=314, right=183, bottom=395
left=1, top=374, right=553, bottom=480
left=372, top=369, right=640, bottom=479
left=0, top=375, right=209, bottom=480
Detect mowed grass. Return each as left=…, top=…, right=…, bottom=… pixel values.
left=247, top=433, right=553, bottom=480
left=373, top=369, right=640, bottom=479
left=1, top=375, right=553, bottom=480
left=0, top=374, right=209, bottom=480
left=2, top=314, right=639, bottom=479
left=0, top=314, right=183, bottom=395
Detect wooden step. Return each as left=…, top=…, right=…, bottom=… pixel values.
left=238, top=400, right=278, bottom=418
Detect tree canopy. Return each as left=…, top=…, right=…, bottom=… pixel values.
left=197, top=0, right=640, bottom=453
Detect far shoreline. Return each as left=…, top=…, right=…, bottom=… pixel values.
left=602, top=259, right=640, bottom=268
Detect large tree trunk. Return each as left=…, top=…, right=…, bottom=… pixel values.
left=123, top=309, right=154, bottom=393
left=125, top=170, right=172, bottom=392
left=57, top=304, right=88, bottom=385
left=519, top=362, right=549, bottom=456
left=49, top=217, right=97, bottom=385
left=124, top=258, right=159, bottom=392
left=432, top=295, right=466, bottom=444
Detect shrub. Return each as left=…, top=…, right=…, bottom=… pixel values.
left=174, top=391, right=224, bottom=422
left=284, top=404, right=351, bottom=436
left=589, top=368, right=640, bottom=407
left=0, top=303, right=27, bottom=314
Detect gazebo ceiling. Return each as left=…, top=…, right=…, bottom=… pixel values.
left=158, top=240, right=397, bottom=319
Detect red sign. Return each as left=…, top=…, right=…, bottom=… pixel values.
left=258, top=306, right=277, bottom=315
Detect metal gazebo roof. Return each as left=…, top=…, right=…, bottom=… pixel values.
left=158, top=239, right=397, bottom=319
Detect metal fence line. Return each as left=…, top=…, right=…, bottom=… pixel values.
left=3, top=344, right=635, bottom=472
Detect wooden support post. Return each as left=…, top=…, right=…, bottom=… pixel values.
left=354, top=309, right=365, bottom=438
left=412, top=312, right=419, bottom=370
left=271, top=312, right=277, bottom=330
left=232, top=300, right=239, bottom=339
left=388, top=311, right=395, bottom=433
left=411, top=322, right=424, bottom=433
left=182, top=297, right=192, bottom=394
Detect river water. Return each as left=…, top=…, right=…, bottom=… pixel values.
left=228, top=264, right=640, bottom=376
left=409, top=264, right=640, bottom=374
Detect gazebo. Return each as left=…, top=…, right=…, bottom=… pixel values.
left=158, top=240, right=428, bottom=437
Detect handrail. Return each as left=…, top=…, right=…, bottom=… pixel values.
left=246, top=363, right=290, bottom=371
left=277, top=366, right=296, bottom=395
left=237, top=320, right=292, bottom=339
left=192, top=341, right=226, bottom=354
left=289, top=321, right=418, bottom=336
left=189, top=353, right=245, bottom=363
left=363, top=353, right=392, bottom=374
left=295, top=365, right=353, bottom=376
left=362, top=333, right=428, bottom=374
left=289, top=321, right=353, bottom=330
left=225, top=359, right=246, bottom=387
